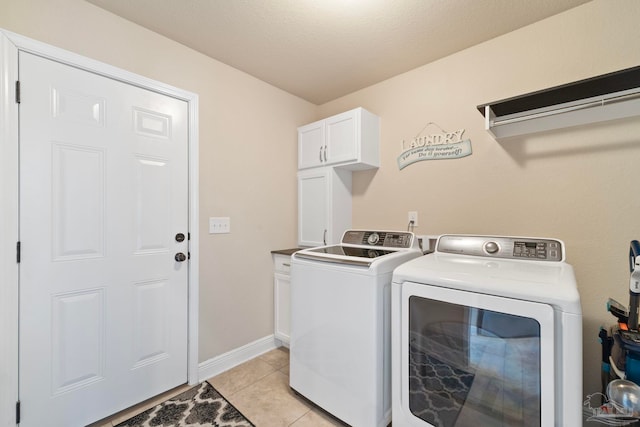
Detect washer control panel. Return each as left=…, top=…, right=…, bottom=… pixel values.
left=437, top=235, right=564, bottom=262
left=342, top=230, right=414, bottom=249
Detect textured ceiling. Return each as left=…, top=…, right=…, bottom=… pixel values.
left=86, top=0, right=591, bottom=104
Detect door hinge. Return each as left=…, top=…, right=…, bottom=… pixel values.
left=15, top=81, right=20, bottom=104
left=16, top=400, right=20, bottom=424
left=16, top=241, right=21, bottom=263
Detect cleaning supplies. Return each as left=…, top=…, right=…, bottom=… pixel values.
left=628, top=241, right=640, bottom=331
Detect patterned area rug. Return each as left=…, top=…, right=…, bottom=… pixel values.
left=115, top=382, right=255, bottom=427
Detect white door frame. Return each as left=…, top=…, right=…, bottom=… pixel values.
left=0, top=28, right=200, bottom=426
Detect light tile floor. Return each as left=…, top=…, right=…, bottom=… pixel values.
left=89, top=347, right=347, bottom=427
left=209, top=347, right=347, bottom=427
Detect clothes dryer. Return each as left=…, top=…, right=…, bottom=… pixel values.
left=391, top=235, right=582, bottom=427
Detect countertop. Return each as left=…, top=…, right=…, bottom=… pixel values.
left=271, top=248, right=305, bottom=256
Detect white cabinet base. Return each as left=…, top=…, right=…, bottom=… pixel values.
left=272, top=254, right=292, bottom=345
left=274, top=272, right=290, bottom=345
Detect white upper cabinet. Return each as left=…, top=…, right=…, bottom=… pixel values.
left=297, top=121, right=325, bottom=168
left=298, top=107, right=380, bottom=171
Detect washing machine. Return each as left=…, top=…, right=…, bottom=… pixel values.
left=290, top=229, right=422, bottom=427
left=391, top=235, right=582, bottom=427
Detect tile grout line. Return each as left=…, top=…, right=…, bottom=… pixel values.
left=217, top=362, right=281, bottom=399
left=288, top=408, right=314, bottom=427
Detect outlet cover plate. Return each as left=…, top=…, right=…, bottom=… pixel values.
left=408, top=211, right=418, bottom=227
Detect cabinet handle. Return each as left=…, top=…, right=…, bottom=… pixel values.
left=323, top=145, right=327, bottom=162
left=283, top=263, right=290, bottom=267
left=323, top=229, right=327, bottom=245
left=319, top=147, right=323, bottom=162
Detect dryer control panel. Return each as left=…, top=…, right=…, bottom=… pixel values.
left=437, top=235, right=564, bottom=262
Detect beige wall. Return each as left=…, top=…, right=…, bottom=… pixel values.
left=319, top=0, right=640, bottom=396
left=3, top=0, right=640, bottom=402
left=0, top=0, right=317, bottom=361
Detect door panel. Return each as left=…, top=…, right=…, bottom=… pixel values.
left=134, top=156, right=170, bottom=252
left=51, top=288, right=105, bottom=395
left=52, top=143, right=105, bottom=259
left=19, top=51, right=189, bottom=427
left=132, top=279, right=170, bottom=367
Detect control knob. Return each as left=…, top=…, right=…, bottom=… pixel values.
left=367, top=233, right=380, bottom=245
left=484, top=241, right=499, bottom=254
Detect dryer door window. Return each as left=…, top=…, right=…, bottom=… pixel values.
left=400, top=282, right=555, bottom=427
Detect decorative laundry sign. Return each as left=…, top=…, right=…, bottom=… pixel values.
left=397, top=122, right=472, bottom=170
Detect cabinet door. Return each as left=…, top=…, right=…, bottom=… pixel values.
left=274, top=272, right=291, bottom=344
left=297, top=168, right=352, bottom=247
left=298, top=169, right=328, bottom=247
left=298, top=108, right=379, bottom=171
left=298, top=120, right=325, bottom=169
left=325, top=109, right=358, bottom=165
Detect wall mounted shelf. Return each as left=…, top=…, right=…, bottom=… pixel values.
left=477, top=65, right=640, bottom=139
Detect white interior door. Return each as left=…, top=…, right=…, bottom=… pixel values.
left=18, top=51, right=189, bottom=427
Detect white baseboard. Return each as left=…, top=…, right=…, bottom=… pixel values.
left=198, top=334, right=280, bottom=382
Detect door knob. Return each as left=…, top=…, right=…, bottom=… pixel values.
left=175, top=252, right=187, bottom=262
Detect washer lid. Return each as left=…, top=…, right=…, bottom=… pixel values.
left=294, top=245, right=399, bottom=267
left=294, top=230, right=421, bottom=268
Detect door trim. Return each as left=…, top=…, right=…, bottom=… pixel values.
left=0, top=30, right=20, bottom=427
left=0, top=28, right=200, bottom=425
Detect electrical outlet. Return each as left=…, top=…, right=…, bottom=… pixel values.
left=209, top=217, right=230, bottom=234
left=408, top=211, right=419, bottom=227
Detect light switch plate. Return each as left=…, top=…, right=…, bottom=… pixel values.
left=209, top=217, right=230, bottom=234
